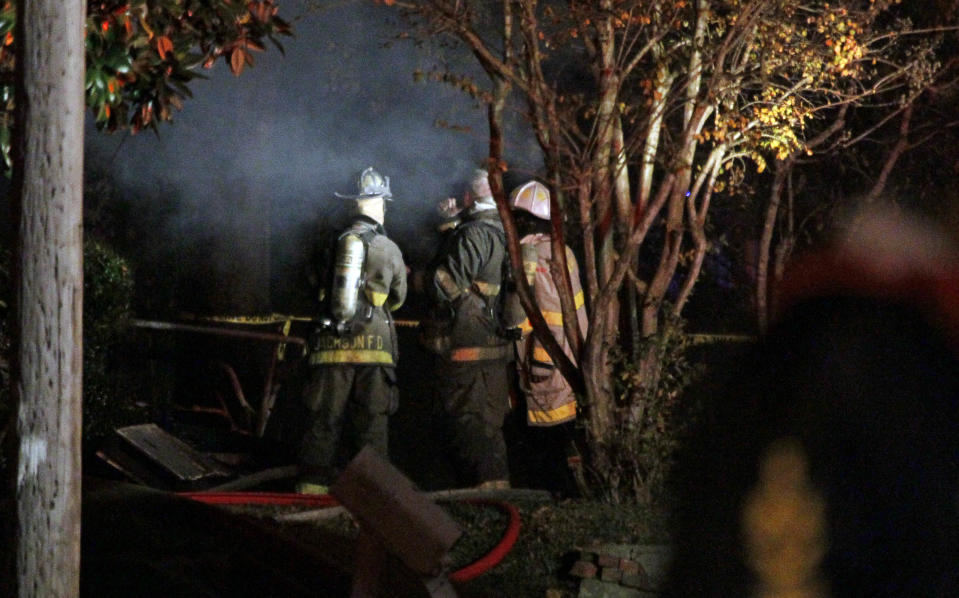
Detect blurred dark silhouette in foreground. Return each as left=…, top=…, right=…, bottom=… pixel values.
left=665, top=210, right=959, bottom=597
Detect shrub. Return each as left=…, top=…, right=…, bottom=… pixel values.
left=586, top=316, right=705, bottom=505
left=0, top=239, right=157, bottom=467
left=82, top=239, right=157, bottom=444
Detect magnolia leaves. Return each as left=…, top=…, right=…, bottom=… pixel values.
left=0, top=0, right=292, bottom=172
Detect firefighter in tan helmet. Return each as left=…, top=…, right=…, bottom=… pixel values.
left=297, top=167, right=407, bottom=494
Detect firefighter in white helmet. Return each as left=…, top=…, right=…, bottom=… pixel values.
left=508, top=180, right=588, bottom=494
left=297, top=167, right=407, bottom=494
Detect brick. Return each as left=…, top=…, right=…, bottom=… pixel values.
left=570, top=560, right=598, bottom=579
left=600, top=567, right=623, bottom=583
left=619, top=559, right=643, bottom=576
left=595, top=544, right=634, bottom=559
left=596, top=553, right=621, bottom=568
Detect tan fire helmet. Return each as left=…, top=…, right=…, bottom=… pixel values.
left=508, top=180, right=551, bottom=220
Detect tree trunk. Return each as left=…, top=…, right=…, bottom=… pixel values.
left=639, top=9, right=707, bottom=359
left=592, top=0, right=618, bottom=289
left=578, top=3, right=622, bottom=467
left=672, top=147, right=724, bottom=318
left=581, top=171, right=678, bottom=455
left=756, top=106, right=847, bottom=332
left=577, top=174, right=599, bottom=303
left=8, top=0, right=85, bottom=596
left=755, top=157, right=792, bottom=334
left=863, top=103, right=912, bottom=205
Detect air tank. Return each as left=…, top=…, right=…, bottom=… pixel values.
left=331, top=233, right=365, bottom=323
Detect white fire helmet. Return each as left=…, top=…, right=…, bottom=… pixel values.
left=335, top=166, right=393, bottom=200
left=508, top=180, right=551, bottom=220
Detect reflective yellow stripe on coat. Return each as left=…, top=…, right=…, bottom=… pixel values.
left=309, top=350, right=394, bottom=365
left=472, top=281, right=501, bottom=296
left=449, top=345, right=512, bottom=362
left=532, top=346, right=553, bottom=364
left=519, top=290, right=586, bottom=332
left=367, top=290, right=388, bottom=307
left=528, top=400, right=577, bottom=425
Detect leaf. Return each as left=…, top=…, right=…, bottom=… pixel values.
left=229, top=48, right=246, bottom=75
left=106, top=48, right=132, bottom=73
left=85, top=67, right=101, bottom=90
left=243, top=37, right=265, bottom=52
left=169, top=79, right=194, bottom=97
left=250, top=1, right=274, bottom=23
left=156, top=35, right=173, bottom=59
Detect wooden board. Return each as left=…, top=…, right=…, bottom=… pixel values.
left=331, top=446, right=462, bottom=577
left=115, top=423, right=230, bottom=482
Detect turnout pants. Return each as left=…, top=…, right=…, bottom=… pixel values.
left=436, top=358, right=511, bottom=485
left=298, top=364, right=397, bottom=485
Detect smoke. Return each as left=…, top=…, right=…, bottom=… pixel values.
left=85, top=0, right=541, bottom=314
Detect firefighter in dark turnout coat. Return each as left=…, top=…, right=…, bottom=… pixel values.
left=298, top=167, right=407, bottom=493
left=426, top=169, right=512, bottom=488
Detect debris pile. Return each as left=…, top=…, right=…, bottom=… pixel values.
left=570, top=543, right=670, bottom=598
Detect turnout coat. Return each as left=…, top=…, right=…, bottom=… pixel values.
left=514, top=233, right=587, bottom=426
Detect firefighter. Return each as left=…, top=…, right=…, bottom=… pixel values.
left=663, top=210, right=959, bottom=597
left=416, top=196, right=468, bottom=355
left=426, top=168, right=513, bottom=489
left=508, top=180, right=587, bottom=494
left=297, top=167, right=407, bottom=494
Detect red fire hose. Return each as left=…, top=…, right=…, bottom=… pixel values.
left=177, top=491, right=520, bottom=583
left=179, top=491, right=340, bottom=508
left=446, top=498, right=520, bottom=583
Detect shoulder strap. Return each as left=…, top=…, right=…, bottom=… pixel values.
left=339, top=220, right=379, bottom=245
left=352, top=225, right=377, bottom=248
